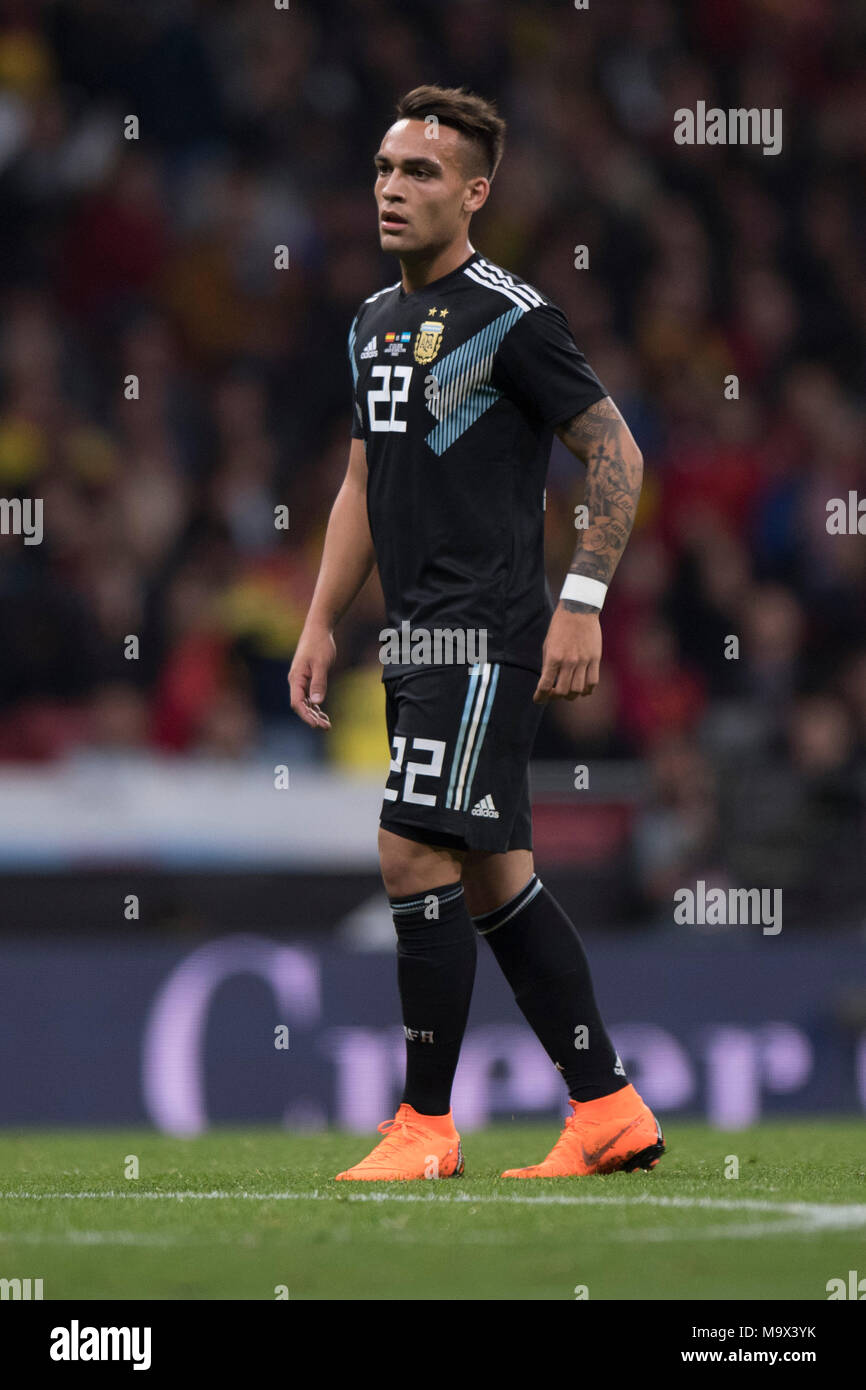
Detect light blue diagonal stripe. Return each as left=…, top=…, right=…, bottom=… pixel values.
left=446, top=665, right=481, bottom=809
left=462, top=663, right=500, bottom=811
left=425, top=307, right=522, bottom=455
left=348, top=316, right=359, bottom=386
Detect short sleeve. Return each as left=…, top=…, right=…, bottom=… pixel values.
left=348, top=313, right=365, bottom=439
left=492, top=302, right=606, bottom=428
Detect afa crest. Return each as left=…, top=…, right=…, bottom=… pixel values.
left=414, top=319, right=445, bottom=364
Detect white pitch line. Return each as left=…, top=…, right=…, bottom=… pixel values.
left=0, top=1228, right=513, bottom=1250
left=0, top=1190, right=851, bottom=1212
left=2, top=1192, right=865, bottom=1243
left=2, top=1189, right=866, bottom=1225
left=620, top=1221, right=823, bottom=1242
left=0, top=1230, right=184, bottom=1247
left=614, top=1200, right=866, bottom=1243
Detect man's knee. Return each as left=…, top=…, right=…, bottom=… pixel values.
left=462, top=848, right=535, bottom=918
left=378, top=826, right=462, bottom=898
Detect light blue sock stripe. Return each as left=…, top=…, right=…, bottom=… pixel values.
left=446, top=665, right=481, bottom=809
left=463, top=663, right=500, bottom=810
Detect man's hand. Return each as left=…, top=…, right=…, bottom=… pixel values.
left=288, top=626, right=337, bottom=729
left=533, top=605, right=601, bottom=703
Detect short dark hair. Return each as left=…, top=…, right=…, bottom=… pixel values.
left=394, top=85, right=506, bottom=181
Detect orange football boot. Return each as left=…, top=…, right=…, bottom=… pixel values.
left=335, top=1102, right=464, bottom=1181
left=501, top=1083, right=665, bottom=1178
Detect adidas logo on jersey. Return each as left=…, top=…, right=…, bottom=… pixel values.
left=471, top=794, right=499, bottom=818
left=360, top=336, right=378, bottom=359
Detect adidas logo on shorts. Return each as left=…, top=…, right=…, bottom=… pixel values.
left=471, top=794, right=499, bottom=819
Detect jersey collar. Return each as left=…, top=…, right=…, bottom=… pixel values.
left=397, top=250, right=481, bottom=301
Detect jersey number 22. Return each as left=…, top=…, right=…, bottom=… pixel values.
left=367, top=365, right=412, bottom=433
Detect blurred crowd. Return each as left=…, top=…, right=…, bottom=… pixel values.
left=0, top=0, right=864, bottom=913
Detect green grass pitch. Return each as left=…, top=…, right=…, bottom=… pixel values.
left=0, top=1121, right=864, bottom=1300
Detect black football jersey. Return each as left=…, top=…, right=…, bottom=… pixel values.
left=348, top=250, right=606, bottom=675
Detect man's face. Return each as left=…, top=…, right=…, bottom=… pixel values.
left=374, top=118, right=487, bottom=258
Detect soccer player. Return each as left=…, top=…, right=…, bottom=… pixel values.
left=289, top=86, right=665, bottom=1180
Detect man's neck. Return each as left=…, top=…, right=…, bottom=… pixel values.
left=400, top=240, right=475, bottom=294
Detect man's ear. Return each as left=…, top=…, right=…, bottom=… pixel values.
left=464, top=177, right=490, bottom=215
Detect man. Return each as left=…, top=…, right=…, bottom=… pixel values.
left=289, top=85, right=665, bottom=1181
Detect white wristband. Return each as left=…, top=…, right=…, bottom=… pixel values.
left=560, top=574, right=607, bottom=610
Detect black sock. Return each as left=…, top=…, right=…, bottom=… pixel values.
left=390, top=880, right=477, bottom=1116
left=472, top=875, right=628, bottom=1102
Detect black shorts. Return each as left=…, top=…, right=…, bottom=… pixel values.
left=380, top=662, right=543, bottom=853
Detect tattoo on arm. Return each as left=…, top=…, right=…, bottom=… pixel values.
left=556, top=397, right=643, bottom=606
left=560, top=598, right=600, bottom=614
